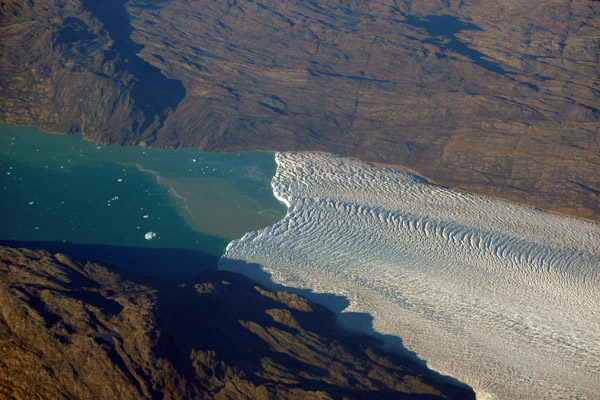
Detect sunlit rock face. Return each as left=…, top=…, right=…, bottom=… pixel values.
left=221, top=152, right=600, bottom=399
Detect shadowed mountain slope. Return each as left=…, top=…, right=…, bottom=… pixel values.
left=0, top=246, right=474, bottom=399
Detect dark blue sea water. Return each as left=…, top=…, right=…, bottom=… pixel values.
left=0, top=123, right=286, bottom=275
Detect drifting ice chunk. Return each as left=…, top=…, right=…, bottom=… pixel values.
left=144, top=231, right=157, bottom=240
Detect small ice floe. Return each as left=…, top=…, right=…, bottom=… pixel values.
left=144, top=231, right=157, bottom=240
left=28, top=201, right=34, bottom=205
left=192, top=158, right=197, bottom=163
left=110, top=196, right=119, bottom=201
left=143, top=214, right=149, bottom=219
left=117, top=178, right=123, bottom=182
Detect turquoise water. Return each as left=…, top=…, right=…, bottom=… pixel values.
left=0, top=123, right=286, bottom=275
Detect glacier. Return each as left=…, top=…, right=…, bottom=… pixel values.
left=219, top=152, right=600, bottom=399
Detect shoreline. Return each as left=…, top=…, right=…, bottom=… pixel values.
left=3, top=122, right=597, bottom=226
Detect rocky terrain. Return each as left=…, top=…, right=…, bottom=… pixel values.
left=1, top=0, right=599, bottom=221
left=0, top=246, right=474, bottom=399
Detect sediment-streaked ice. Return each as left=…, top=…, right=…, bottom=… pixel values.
left=219, top=152, right=600, bottom=399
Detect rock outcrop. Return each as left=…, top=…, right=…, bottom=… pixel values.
left=1, top=0, right=598, bottom=220
left=0, top=246, right=474, bottom=399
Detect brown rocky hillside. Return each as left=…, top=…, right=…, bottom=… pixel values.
left=0, top=246, right=474, bottom=399
left=1, top=0, right=598, bottom=220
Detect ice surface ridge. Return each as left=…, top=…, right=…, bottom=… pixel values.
left=220, top=152, right=600, bottom=399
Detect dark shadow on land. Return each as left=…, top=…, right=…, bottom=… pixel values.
left=218, top=258, right=474, bottom=392
left=400, top=13, right=511, bottom=75
left=0, top=240, right=218, bottom=277
left=151, top=267, right=475, bottom=399
left=301, top=4, right=509, bottom=76
left=79, top=0, right=185, bottom=134
left=0, top=241, right=474, bottom=397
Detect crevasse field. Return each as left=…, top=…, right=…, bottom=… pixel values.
left=220, top=152, right=600, bottom=399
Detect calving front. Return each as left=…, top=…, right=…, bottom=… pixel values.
left=220, top=152, right=600, bottom=400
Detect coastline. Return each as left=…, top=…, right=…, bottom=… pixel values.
left=2, top=1, right=598, bottom=396
left=4, top=122, right=597, bottom=225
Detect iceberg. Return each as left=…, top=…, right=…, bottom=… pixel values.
left=144, top=231, right=157, bottom=240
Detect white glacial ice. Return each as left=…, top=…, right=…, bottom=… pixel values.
left=219, top=152, right=600, bottom=399
left=144, top=231, right=157, bottom=240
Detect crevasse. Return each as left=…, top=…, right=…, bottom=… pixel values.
left=219, top=152, right=600, bottom=400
